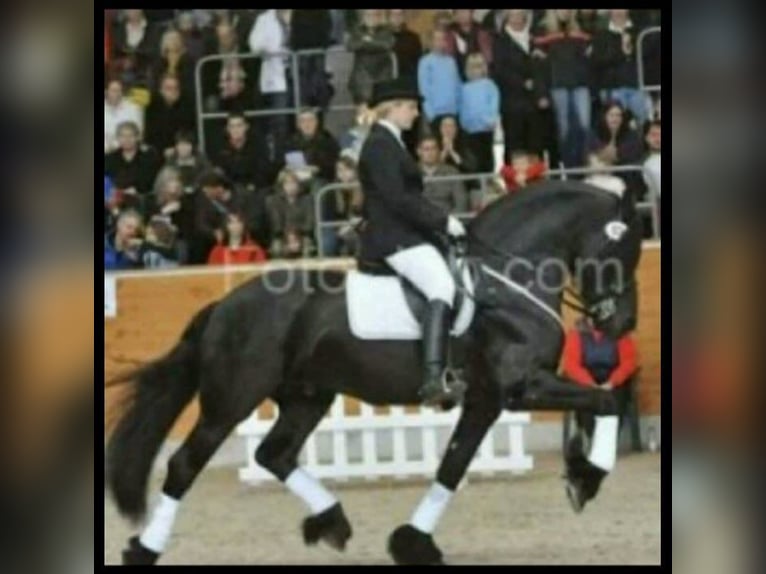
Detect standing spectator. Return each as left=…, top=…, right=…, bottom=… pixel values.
left=388, top=10, right=423, bottom=79
left=152, top=29, right=197, bottom=110
left=418, top=27, right=462, bottom=126
left=163, top=131, right=211, bottom=194
left=561, top=316, right=638, bottom=434
left=207, top=212, right=268, bottom=265
left=534, top=10, right=593, bottom=167
left=144, top=74, right=195, bottom=158
left=347, top=10, right=396, bottom=106
left=499, top=151, right=547, bottom=193
left=267, top=168, right=315, bottom=258
left=201, top=20, right=255, bottom=114
left=213, top=112, right=273, bottom=193
left=586, top=102, right=644, bottom=200
left=435, top=115, right=478, bottom=174
left=190, top=169, right=241, bottom=264
left=492, top=9, right=548, bottom=163
left=591, top=10, right=650, bottom=126
left=576, top=9, right=603, bottom=36
left=285, top=108, right=341, bottom=184
left=417, top=136, right=469, bottom=214
left=291, top=10, right=335, bottom=109
left=481, top=9, right=508, bottom=35
left=104, top=79, right=143, bottom=153
left=104, top=121, right=162, bottom=212
left=104, top=209, right=144, bottom=270
left=642, top=120, right=661, bottom=235
left=140, top=215, right=180, bottom=269
left=459, top=52, right=500, bottom=175
left=447, top=10, right=493, bottom=81
left=110, top=9, right=159, bottom=89
left=249, top=9, right=295, bottom=163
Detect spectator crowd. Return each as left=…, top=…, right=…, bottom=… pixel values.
left=104, top=9, right=661, bottom=270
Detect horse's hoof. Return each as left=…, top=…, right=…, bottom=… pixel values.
left=122, top=535, right=159, bottom=565
left=565, top=480, right=586, bottom=514
left=388, top=524, right=444, bottom=565
left=302, top=502, right=353, bottom=552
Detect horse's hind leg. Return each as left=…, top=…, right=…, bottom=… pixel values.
left=254, top=391, right=353, bottom=552
left=123, top=361, right=278, bottom=565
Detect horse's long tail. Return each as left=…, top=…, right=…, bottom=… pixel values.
left=105, top=302, right=217, bottom=524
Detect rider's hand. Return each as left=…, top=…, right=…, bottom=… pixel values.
left=447, top=216, right=466, bottom=238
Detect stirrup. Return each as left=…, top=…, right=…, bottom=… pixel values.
left=420, top=368, right=467, bottom=406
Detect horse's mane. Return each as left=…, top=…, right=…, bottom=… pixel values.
left=469, top=179, right=621, bottom=235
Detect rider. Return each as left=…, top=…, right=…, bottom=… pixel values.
left=357, top=77, right=467, bottom=405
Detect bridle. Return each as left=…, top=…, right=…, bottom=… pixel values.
left=448, top=228, right=633, bottom=326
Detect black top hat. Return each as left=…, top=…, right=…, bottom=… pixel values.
left=369, top=76, right=422, bottom=108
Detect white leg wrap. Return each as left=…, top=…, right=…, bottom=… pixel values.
left=139, top=493, right=180, bottom=553
left=410, top=482, right=454, bottom=535
left=285, top=468, right=337, bottom=515
left=587, top=415, right=619, bottom=472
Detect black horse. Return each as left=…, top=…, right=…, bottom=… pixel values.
left=106, top=180, right=643, bottom=565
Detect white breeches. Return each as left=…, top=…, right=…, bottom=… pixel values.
left=385, top=244, right=456, bottom=306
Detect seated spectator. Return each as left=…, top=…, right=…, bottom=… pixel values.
left=207, top=212, right=268, bottom=265
left=150, top=167, right=196, bottom=263
left=586, top=101, right=643, bottom=200
left=418, top=27, right=462, bottom=126
left=104, top=121, right=161, bottom=212
left=642, top=120, right=661, bottom=197
left=213, top=112, right=273, bottom=193
left=267, top=169, right=315, bottom=259
left=176, top=11, right=206, bottom=62
left=347, top=9, right=395, bottom=106
left=561, top=316, right=638, bottom=433
left=144, top=74, right=195, bottom=158
left=105, top=209, right=144, bottom=270
left=388, top=10, right=423, bottom=79
left=500, top=150, right=547, bottom=193
left=285, top=108, right=341, bottom=184
left=319, top=156, right=364, bottom=257
left=459, top=52, right=500, bottom=175
left=152, top=28, right=197, bottom=110
left=140, top=215, right=180, bottom=269
left=339, top=104, right=377, bottom=162
left=110, top=9, right=159, bottom=91
left=163, top=130, right=211, bottom=194
left=435, top=115, right=478, bottom=174
left=202, top=19, right=255, bottom=114
left=447, top=10, right=493, bottom=81
left=104, top=79, right=143, bottom=153
left=190, top=169, right=242, bottom=264
left=418, top=135, right=469, bottom=214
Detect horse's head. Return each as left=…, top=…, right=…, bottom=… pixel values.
left=574, top=208, right=643, bottom=339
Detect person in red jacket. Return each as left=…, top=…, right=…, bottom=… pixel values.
left=500, top=151, right=547, bottom=193
left=207, top=212, right=268, bottom=265
left=561, top=316, right=638, bottom=433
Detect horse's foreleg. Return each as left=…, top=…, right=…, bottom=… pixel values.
left=388, top=390, right=502, bottom=565
left=255, top=392, right=353, bottom=552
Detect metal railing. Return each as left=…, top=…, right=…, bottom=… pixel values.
left=194, top=46, right=398, bottom=153
left=637, top=26, right=661, bottom=94
left=313, top=165, right=660, bottom=257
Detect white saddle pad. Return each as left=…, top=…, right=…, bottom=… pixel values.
left=346, top=261, right=476, bottom=340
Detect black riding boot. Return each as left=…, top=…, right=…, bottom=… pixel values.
left=420, top=300, right=465, bottom=406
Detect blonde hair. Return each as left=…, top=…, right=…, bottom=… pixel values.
left=160, top=29, right=186, bottom=58
left=373, top=101, right=398, bottom=120
left=276, top=168, right=301, bottom=191
left=465, top=53, right=488, bottom=80
left=542, top=9, right=581, bottom=33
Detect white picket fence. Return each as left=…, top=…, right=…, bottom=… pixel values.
left=236, top=397, right=534, bottom=484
